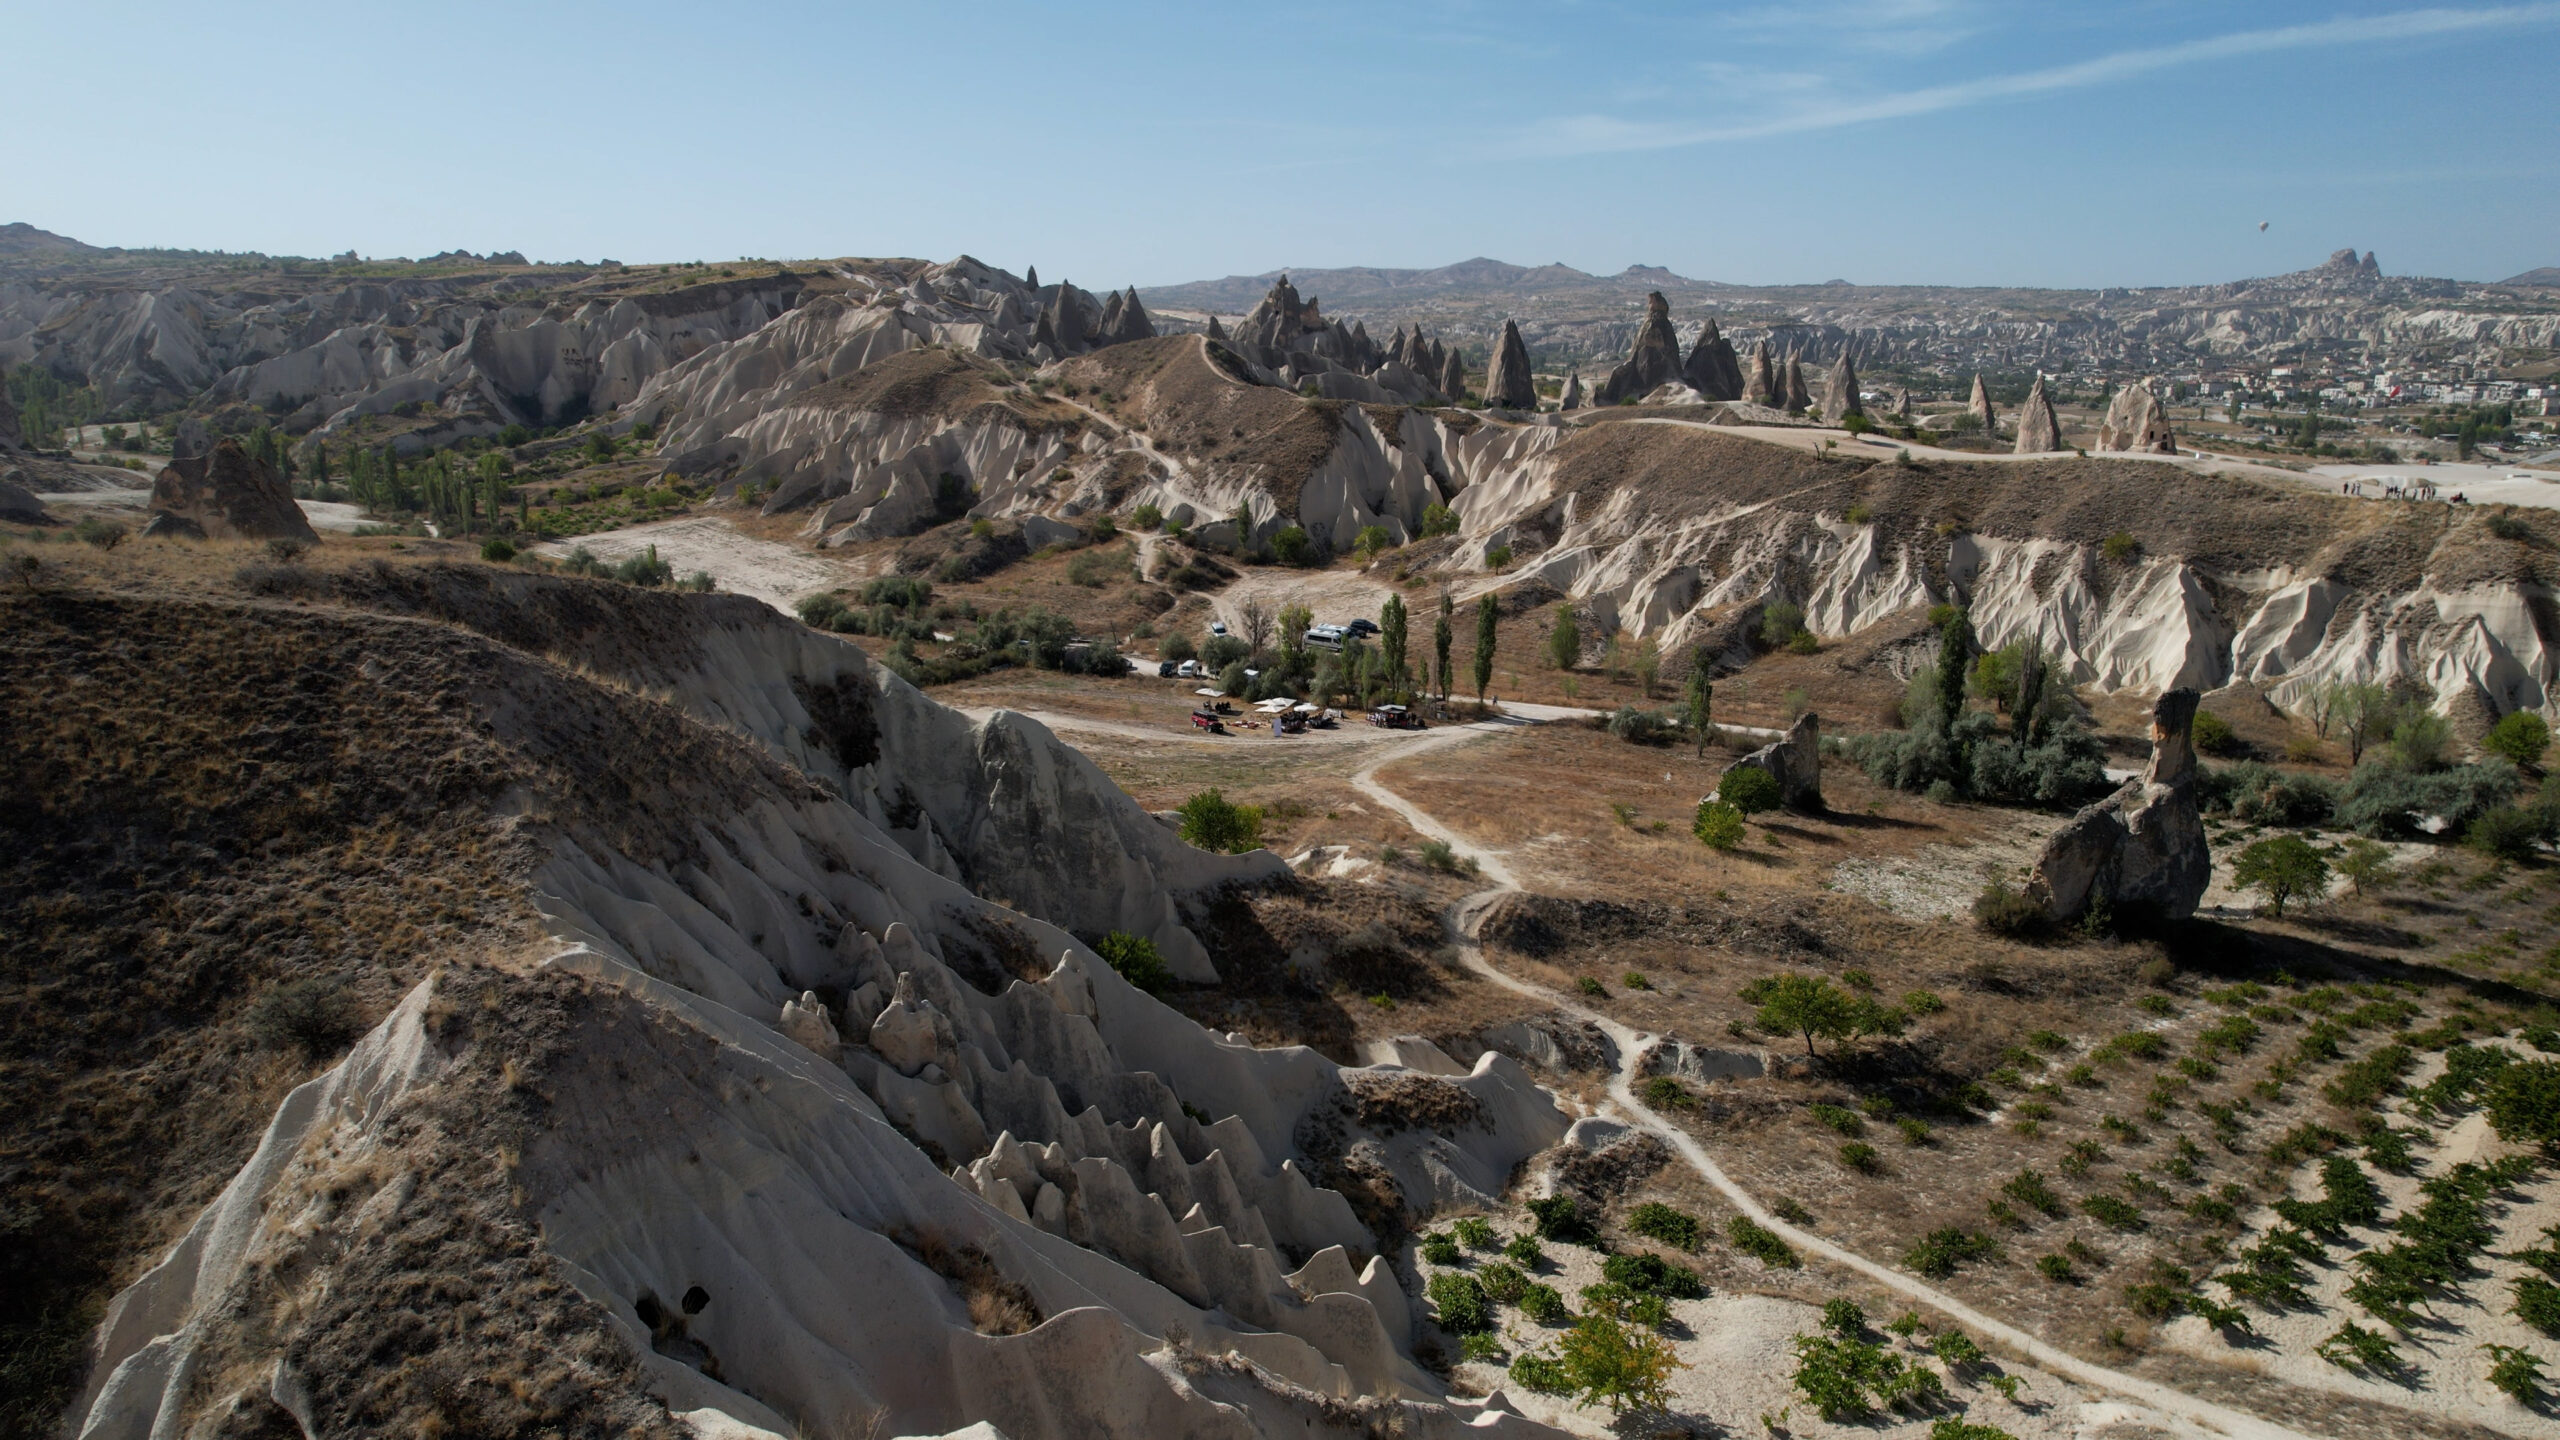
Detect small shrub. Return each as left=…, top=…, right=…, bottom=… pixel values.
left=1093, top=931, right=1171, bottom=994
left=247, top=976, right=362, bottom=1058
left=2486, top=710, right=2552, bottom=769
left=1508, top=1349, right=1571, bottom=1392
left=1527, top=1195, right=1600, bottom=1246
left=1504, top=1233, right=1545, bottom=1267
left=1727, top=1215, right=1799, bottom=1269
left=1601, top=1251, right=1706, bottom=1299
left=1460, top=1332, right=1506, bottom=1364
left=72, top=516, right=127, bottom=551
left=1175, top=789, right=1263, bottom=854
left=1721, top=765, right=1781, bottom=815
left=2514, top=1275, right=2560, bottom=1337
left=1452, top=1216, right=1497, bottom=1250
left=2486, top=1344, right=2545, bottom=1405
left=2036, top=1254, right=2075, bottom=1282
left=2082, top=1195, right=2145, bottom=1231
left=2190, top=708, right=2241, bottom=757
left=1810, top=1102, right=1864, bottom=1136
left=2317, top=1322, right=2401, bottom=1373
left=1904, top=1227, right=1998, bottom=1278
left=2003, top=1168, right=2065, bottom=1217
left=1627, top=1202, right=1701, bottom=1251
left=1839, top=1141, right=1881, bottom=1174
left=1693, top=799, right=1745, bottom=850
left=1519, top=1283, right=1569, bottom=1324
left=1973, top=877, right=2044, bottom=936
left=1428, top=1272, right=1492, bottom=1333
left=1420, top=1233, right=1462, bottom=1265
left=1479, top=1261, right=1528, bottom=1304
left=1640, top=1075, right=1695, bottom=1111
left=2101, top=531, right=2140, bottom=563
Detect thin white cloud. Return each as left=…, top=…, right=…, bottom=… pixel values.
left=1525, top=4, right=2560, bottom=156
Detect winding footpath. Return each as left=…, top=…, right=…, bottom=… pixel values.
left=1346, top=726, right=2310, bottom=1440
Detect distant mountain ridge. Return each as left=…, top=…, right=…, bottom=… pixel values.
left=1141, top=257, right=1693, bottom=313
left=2507, top=267, right=2560, bottom=287
left=0, top=222, right=98, bottom=256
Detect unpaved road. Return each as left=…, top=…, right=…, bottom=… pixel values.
left=1346, top=724, right=2312, bottom=1440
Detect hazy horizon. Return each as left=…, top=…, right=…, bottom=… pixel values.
left=6, top=1, right=2556, bottom=291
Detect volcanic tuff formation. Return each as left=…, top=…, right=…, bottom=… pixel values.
left=1681, top=317, right=1744, bottom=401
left=1724, top=711, right=1823, bottom=812
left=56, top=569, right=1572, bottom=1440
left=142, top=422, right=317, bottom=542
left=2097, top=378, right=2177, bottom=454
left=1968, top=374, right=1997, bottom=434
left=1557, top=372, right=1582, bottom=410
left=1818, top=353, right=1862, bottom=425
left=1592, top=291, right=1685, bottom=405
left=1483, top=321, right=1537, bottom=410
left=1781, top=357, right=1812, bottom=413
left=2026, top=688, right=2210, bottom=924
left=1744, top=340, right=1777, bottom=406
left=2013, top=375, right=2063, bottom=453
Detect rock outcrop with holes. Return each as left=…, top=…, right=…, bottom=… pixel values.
left=1593, top=292, right=1685, bottom=406
left=2098, top=377, right=2177, bottom=454
left=1723, top=711, right=1822, bottom=812
left=67, top=572, right=1571, bottom=1440
left=1483, top=321, right=1536, bottom=410
left=2025, top=688, right=2210, bottom=924
left=142, top=425, right=317, bottom=542
left=2014, top=375, right=2063, bottom=453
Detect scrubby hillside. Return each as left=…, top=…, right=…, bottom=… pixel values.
left=7, top=556, right=1573, bottom=1440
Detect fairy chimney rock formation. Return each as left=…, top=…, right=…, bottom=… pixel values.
left=144, top=432, right=318, bottom=542
left=2014, top=376, right=2063, bottom=454
left=1204, top=314, right=1226, bottom=340
left=1682, top=317, right=1745, bottom=401
left=1594, top=292, right=1686, bottom=405
left=1782, top=357, right=1813, bottom=414
left=1483, top=321, right=1537, bottom=410
left=1819, top=353, right=1864, bottom=425
left=1438, top=346, right=1468, bottom=405
left=1745, top=341, right=1778, bottom=406
left=1723, top=711, right=1823, bottom=812
left=2098, top=379, right=2177, bottom=454
left=1969, top=374, right=1998, bottom=434
left=1558, top=372, right=1583, bottom=410
left=2025, top=689, right=2209, bottom=925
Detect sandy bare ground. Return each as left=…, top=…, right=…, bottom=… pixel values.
left=532, top=515, right=848, bottom=613
left=1827, top=812, right=2063, bottom=921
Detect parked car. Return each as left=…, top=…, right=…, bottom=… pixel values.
left=1303, top=624, right=1345, bottom=650
left=1366, top=704, right=1424, bottom=730
left=1177, top=659, right=1202, bottom=678
left=1344, top=618, right=1380, bottom=638
left=1157, top=659, right=1179, bottom=677
left=1209, top=621, right=1228, bottom=636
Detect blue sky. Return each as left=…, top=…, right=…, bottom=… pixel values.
left=6, top=1, right=2555, bottom=289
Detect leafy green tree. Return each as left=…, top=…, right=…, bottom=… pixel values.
left=1556, top=1310, right=1684, bottom=1415
left=1685, top=651, right=1713, bottom=757
left=1548, top=601, right=1580, bottom=671
left=1433, top=591, right=1454, bottom=701
left=1937, top=607, right=1974, bottom=736
left=2232, top=834, right=2329, bottom=917
left=1270, top=526, right=1311, bottom=564
left=2485, top=711, right=2551, bottom=770
left=1474, top=593, right=1498, bottom=702
left=1176, top=790, right=1264, bottom=854
left=2336, top=683, right=2395, bottom=766
left=1745, top=973, right=1863, bottom=1059
left=2336, top=838, right=2395, bottom=897
left=1380, top=594, right=1411, bottom=702
left=2391, top=710, right=2452, bottom=772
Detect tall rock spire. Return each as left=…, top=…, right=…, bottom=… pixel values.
left=1819, top=353, right=1864, bottom=425
left=1782, top=356, right=1813, bottom=414
left=1745, top=341, right=1777, bottom=406
left=1559, top=372, right=1583, bottom=411
left=2097, top=378, right=2176, bottom=454
left=1968, top=374, right=1997, bottom=435
left=2014, top=375, right=2063, bottom=453
left=1439, top=347, right=1468, bottom=405
left=1682, top=317, right=1745, bottom=401
left=1483, top=321, right=1537, bottom=410
left=1595, top=292, right=1685, bottom=405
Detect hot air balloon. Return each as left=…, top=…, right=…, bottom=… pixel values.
left=2257, top=221, right=2269, bottom=231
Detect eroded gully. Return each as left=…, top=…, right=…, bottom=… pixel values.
left=1346, top=724, right=2307, bottom=1440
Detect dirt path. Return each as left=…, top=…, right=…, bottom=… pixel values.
left=1348, top=729, right=2312, bottom=1440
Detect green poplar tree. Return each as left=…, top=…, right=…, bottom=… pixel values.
left=1474, top=593, right=1499, bottom=704
left=1379, top=594, right=1410, bottom=703
left=1686, top=651, right=1713, bottom=757
left=1433, top=590, right=1454, bottom=701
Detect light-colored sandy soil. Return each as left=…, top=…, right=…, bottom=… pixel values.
left=532, top=514, right=851, bottom=612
